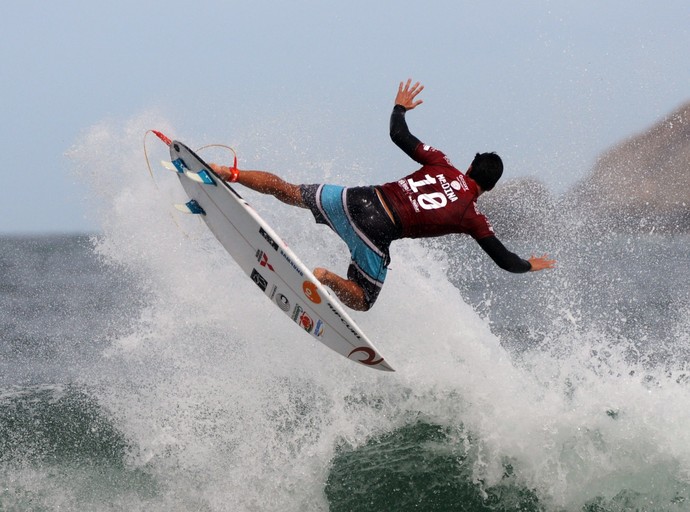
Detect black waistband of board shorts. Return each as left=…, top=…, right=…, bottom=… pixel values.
left=374, top=186, right=402, bottom=234
left=345, top=186, right=402, bottom=248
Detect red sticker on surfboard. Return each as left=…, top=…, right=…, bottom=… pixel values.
left=302, top=281, right=322, bottom=304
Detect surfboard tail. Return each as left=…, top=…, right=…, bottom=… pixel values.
left=348, top=347, right=394, bottom=372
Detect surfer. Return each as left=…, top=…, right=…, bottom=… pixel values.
left=210, top=79, right=556, bottom=311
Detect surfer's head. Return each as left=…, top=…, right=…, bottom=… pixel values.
left=467, top=152, right=503, bottom=192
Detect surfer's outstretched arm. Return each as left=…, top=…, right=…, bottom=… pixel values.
left=210, top=165, right=305, bottom=208
left=476, top=236, right=556, bottom=272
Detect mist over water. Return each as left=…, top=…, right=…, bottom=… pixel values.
left=1, top=112, right=689, bottom=511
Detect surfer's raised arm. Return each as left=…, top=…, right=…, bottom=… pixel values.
left=390, top=80, right=424, bottom=160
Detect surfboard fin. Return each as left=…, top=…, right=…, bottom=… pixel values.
left=161, top=158, right=188, bottom=174
left=174, top=199, right=206, bottom=215
left=164, top=157, right=214, bottom=184
left=184, top=169, right=216, bottom=185
left=161, top=160, right=178, bottom=172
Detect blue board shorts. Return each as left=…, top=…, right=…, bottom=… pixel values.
left=300, top=184, right=401, bottom=309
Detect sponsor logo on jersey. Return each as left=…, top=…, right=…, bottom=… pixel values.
left=437, top=174, right=458, bottom=203
left=452, top=176, right=468, bottom=192
left=410, top=197, right=420, bottom=213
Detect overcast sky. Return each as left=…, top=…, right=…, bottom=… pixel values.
left=2, top=0, right=689, bottom=234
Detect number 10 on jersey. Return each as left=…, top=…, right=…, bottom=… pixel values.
left=407, top=174, right=447, bottom=210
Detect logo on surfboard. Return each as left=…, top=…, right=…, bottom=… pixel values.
left=302, top=281, right=322, bottom=304
left=275, top=293, right=290, bottom=312
left=259, top=227, right=279, bottom=251
left=291, top=304, right=315, bottom=333
left=250, top=269, right=268, bottom=292
left=280, top=249, right=304, bottom=277
left=256, top=250, right=275, bottom=271
left=348, top=347, right=384, bottom=366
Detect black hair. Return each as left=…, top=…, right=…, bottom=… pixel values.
left=467, top=152, right=503, bottom=191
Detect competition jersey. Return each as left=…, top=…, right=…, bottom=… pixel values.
left=379, top=144, right=495, bottom=240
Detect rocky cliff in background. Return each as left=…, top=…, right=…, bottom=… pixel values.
left=480, top=101, right=690, bottom=236
left=571, top=100, right=690, bottom=232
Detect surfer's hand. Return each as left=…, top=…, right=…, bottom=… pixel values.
left=395, top=79, right=424, bottom=110
left=528, top=255, right=556, bottom=271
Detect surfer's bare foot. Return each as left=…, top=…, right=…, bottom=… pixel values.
left=209, top=163, right=238, bottom=182
left=313, top=267, right=369, bottom=311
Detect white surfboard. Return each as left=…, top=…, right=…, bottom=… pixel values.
left=161, top=136, right=393, bottom=372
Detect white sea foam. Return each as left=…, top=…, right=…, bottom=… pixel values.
left=65, top=112, right=690, bottom=511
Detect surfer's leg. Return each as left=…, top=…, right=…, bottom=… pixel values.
left=210, top=165, right=305, bottom=207
left=313, top=268, right=369, bottom=311
left=301, top=185, right=387, bottom=311
left=238, top=171, right=305, bottom=207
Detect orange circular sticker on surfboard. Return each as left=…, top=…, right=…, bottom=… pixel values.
left=302, top=281, right=322, bottom=304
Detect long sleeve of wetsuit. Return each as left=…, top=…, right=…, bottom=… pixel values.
left=476, top=236, right=532, bottom=273
left=390, top=104, right=422, bottom=159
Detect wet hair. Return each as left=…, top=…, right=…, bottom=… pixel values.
left=467, top=152, right=503, bottom=191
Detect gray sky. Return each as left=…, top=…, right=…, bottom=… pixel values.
left=2, top=0, right=689, bottom=234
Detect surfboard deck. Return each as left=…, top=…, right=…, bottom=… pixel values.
left=163, top=138, right=393, bottom=372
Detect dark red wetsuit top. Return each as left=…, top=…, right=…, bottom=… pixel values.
left=379, top=144, right=494, bottom=240
left=378, top=104, right=531, bottom=273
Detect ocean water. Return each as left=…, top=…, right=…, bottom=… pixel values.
left=1, top=119, right=689, bottom=511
